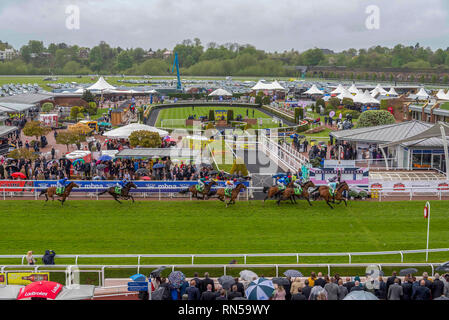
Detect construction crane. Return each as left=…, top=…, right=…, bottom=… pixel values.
left=171, top=52, right=182, bottom=91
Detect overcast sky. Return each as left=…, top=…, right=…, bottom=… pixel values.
left=1, top=0, right=449, bottom=52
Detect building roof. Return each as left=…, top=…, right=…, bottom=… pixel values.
left=0, top=125, right=18, bottom=137
left=0, top=102, right=35, bottom=112
left=330, top=120, right=432, bottom=144
left=116, top=148, right=201, bottom=159
left=0, top=93, right=53, bottom=105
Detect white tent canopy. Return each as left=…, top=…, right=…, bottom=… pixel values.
left=104, top=123, right=169, bottom=139
left=86, top=76, right=116, bottom=91
left=387, top=87, right=399, bottom=96
left=209, top=88, right=232, bottom=97
left=304, top=85, right=324, bottom=95
left=436, top=89, right=449, bottom=101
left=353, top=90, right=366, bottom=103
left=337, top=89, right=354, bottom=101
left=362, top=90, right=380, bottom=104
left=331, top=84, right=346, bottom=95
left=370, top=84, right=388, bottom=96
left=347, top=84, right=359, bottom=94
left=415, top=88, right=430, bottom=99
left=251, top=80, right=285, bottom=91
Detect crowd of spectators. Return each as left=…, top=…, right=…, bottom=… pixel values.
left=144, top=271, right=449, bottom=301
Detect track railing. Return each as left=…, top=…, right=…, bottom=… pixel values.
left=2, top=248, right=448, bottom=266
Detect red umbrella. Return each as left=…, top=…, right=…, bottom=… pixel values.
left=17, top=281, right=63, bottom=300
left=141, top=176, right=151, bottom=181
left=11, top=172, right=26, bottom=179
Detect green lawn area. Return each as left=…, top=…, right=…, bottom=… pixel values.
left=155, top=106, right=279, bottom=128
left=1, top=200, right=448, bottom=263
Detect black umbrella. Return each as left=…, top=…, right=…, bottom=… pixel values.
left=434, top=296, right=449, bottom=300
left=399, top=268, right=418, bottom=276
left=208, top=171, right=218, bottom=175
left=283, top=270, right=303, bottom=278
left=218, top=275, right=235, bottom=290
left=149, top=266, right=167, bottom=279
left=436, top=262, right=449, bottom=272
left=272, top=277, right=290, bottom=286
left=135, top=168, right=150, bottom=176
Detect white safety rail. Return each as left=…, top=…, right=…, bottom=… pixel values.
left=0, top=262, right=445, bottom=287
left=2, top=248, right=448, bottom=267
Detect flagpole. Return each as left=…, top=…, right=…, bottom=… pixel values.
left=426, top=201, right=431, bottom=262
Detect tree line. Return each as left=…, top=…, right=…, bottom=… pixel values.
left=2, top=39, right=449, bottom=77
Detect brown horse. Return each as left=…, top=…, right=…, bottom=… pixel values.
left=39, top=182, right=80, bottom=206
left=98, top=182, right=137, bottom=204
left=277, top=180, right=316, bottom=206
left=311, top=181, right=350, bottom=209
left=179, top=180, right=217, bottom=200
left=215, top=183, right=247, bottom=207
left=263, top=181, right=294, bottom=203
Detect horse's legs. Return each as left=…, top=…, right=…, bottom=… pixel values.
left=306, top=195, right=313, bottom=207
left=326, top=198, right=334, bottom=209
left=44, top=193, right=48, bottom=202
left=129, top=195, right=135, bottom=203
left=113, top=194, right=122, bottom=204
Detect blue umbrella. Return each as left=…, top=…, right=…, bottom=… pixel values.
left=272, top=173, right=287, bottom=179
left=152, top=163, right=165, bottom=169
left=99, top=155, right=113, bottom=162
left=130, top=273, right=146, bottom=282
left=245, top=278, right=274, bottom=300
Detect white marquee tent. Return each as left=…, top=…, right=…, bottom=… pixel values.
left=387, top=87, right=399, bottom=96
left=209, top=88, right=232, bottom=97
left=415, top=88, right=430, bottom=100
left=304, top=85, right=324, bottom=95
left=337, top=88, right=354, bottom=100
left=436, top=89, right=449, bottom=101
left=370, top=84, right=388, bottom=96
left=104, top=123, right=169, bottom=139
left=86, top=77, right=116, bottom=91
left=331, top=84, right=346, bottom=95
left=347, top=84, right=359, bottom=94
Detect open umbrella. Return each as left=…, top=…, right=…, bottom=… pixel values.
left=309, top=286, right=328, bottom=300
left=434, top=296, right=449, bottom=300
left=343, top=290, right=379, bottom=300
left=136, top=168, right=150, bottom=176
left=130, top=274, right=146, bottom=282
left=0, top=285, right=25, bottom=300
left=399, top=268, right=418, bottom=276
left=141, top=176, right=151, bottom=181
left=272, top=173, right=286, bottom=179
left=218, top=276, right=235, bottom=290
left=152, top=163, right=165, bottom=169
left=168, top=271, right=185, bottom=289
left=436, top=262, right=449, bottom=272
left=98, top=155, right=112, bottom=162
left=239, top=270, right=258, bottom=281
left=72, top=159, right=85, bottom=166
left=245, top=278, right=275, bottom=300
left=283, top=270, right=303, bottom=278
left=272, top=278, right=290, bottom=286
left=11, top=172, right=26, bottom=179
left=17, top=281, right=63, bottom=300
left=96, top=164, right=106, bottom=170
left=150, top=266, right=167, bottom=279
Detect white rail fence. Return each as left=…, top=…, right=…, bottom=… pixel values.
left=2, top=248, right=448, bottom=266
left=0, top=184, right=449, bottom=201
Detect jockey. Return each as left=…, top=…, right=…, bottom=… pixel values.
left=116, top=178, right=128, bottom=193
left=225, top=179, right=236, bottom=196
left=327, top=176, right=338, bottom=196
left=56, top=177, right=68, bottom=194
left=276, top=176, right=287, bottom=191
left=197, top=177, right=207, bottom=191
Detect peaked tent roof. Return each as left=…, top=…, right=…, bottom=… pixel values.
left=337, top=88, right=354, bottom=100
left=347, top=84, right=359, bottom=94
left=209, top=88, right=232, bottom=96
left=330, top=120, right=432, bottom=144
left=86, top=76, right=116, bottom=91
left=271, top=80, right=286, bottom=90
left=103, top=123, right=169, bottom=139
left=362, top=90, right=380, bottom=104
left=353, top=90, right=365, bottom=103
left=304, top=84, right=324, bottom=95
left=436, top=89, right=449, bottom=101
left=415, top=88, right=430, bottom=99
left=331, top=84, right=345, bottom=95
left=387, top=87, right=399, bottom=96
left=370, top=84, right=388, bottom=95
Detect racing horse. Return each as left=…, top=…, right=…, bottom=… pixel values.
left=179, top=180, right=217, bottom=200
left=214, top=183, right=247, bottom=208
left=98, top=182, right=138, bottom=204
left=311, top=181, right=350, bottom=209
left=39, top=182, right=80, bottom=206
left=277, top=180, right=316, bottom=206
left=263, top=181, right=294, bottom=203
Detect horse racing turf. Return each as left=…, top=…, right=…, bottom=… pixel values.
left=1, top=200, right=448, bottom=265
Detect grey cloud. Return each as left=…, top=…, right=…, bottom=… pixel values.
left=0, top=0, right=448, bottom=51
